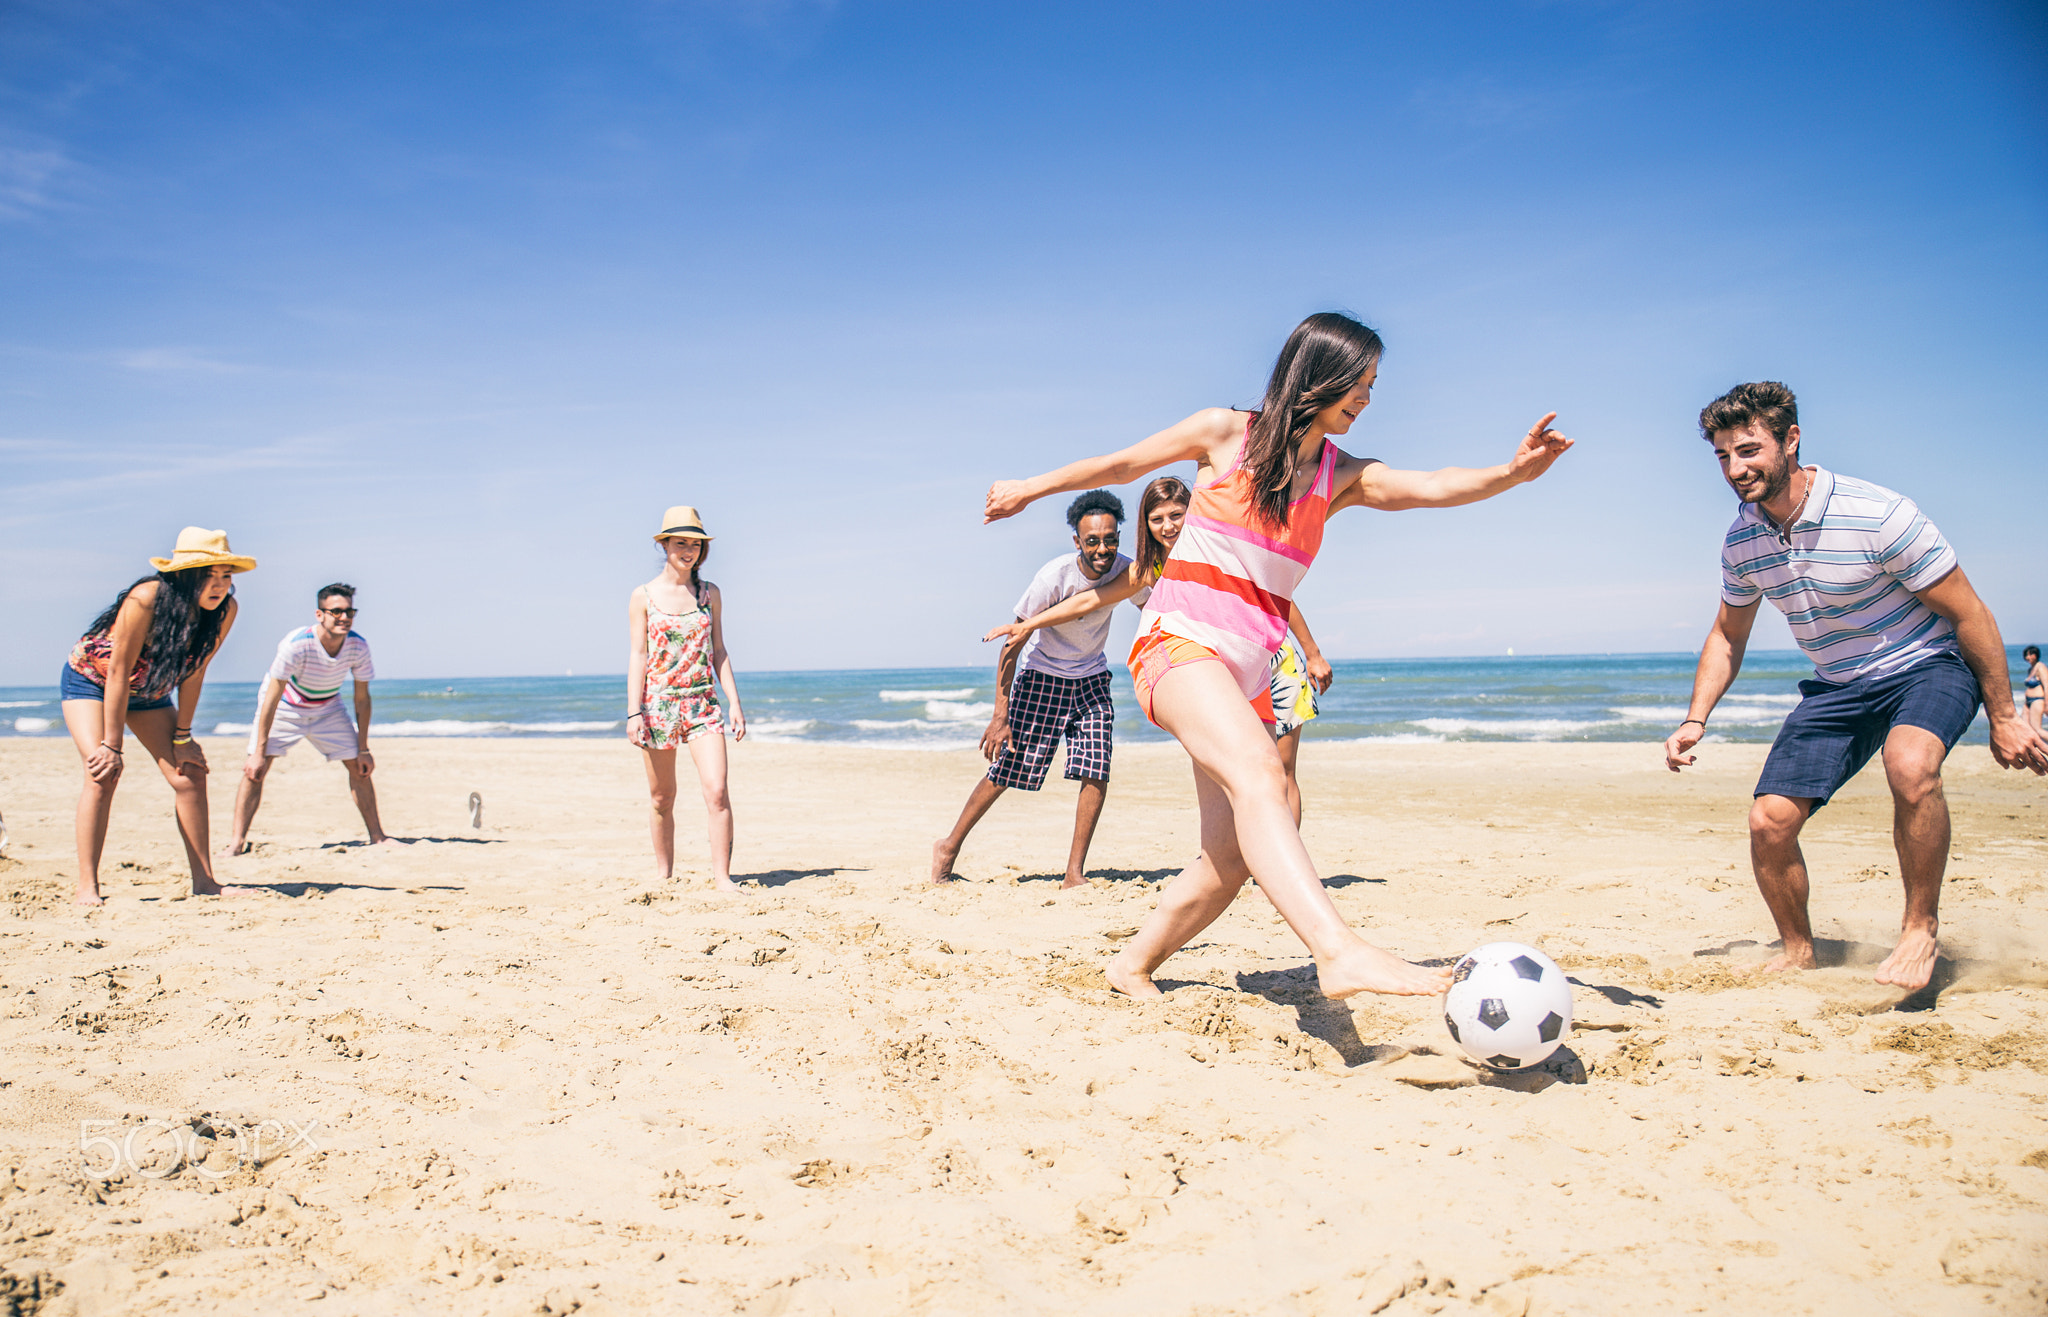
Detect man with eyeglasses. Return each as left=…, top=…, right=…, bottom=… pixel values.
left=932, top=490, right=1130, bottom=888
left=228, top=582, right=398, bottom=854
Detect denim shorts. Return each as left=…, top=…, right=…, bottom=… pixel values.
left=58, top=663, right=173, bottom=712
left=1755, top=650, right=1981, bottom=810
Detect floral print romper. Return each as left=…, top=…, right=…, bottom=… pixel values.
left=633, top=586, right=725, bottom=748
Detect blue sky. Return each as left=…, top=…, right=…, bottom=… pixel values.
left=4, top=0, right=2044, bottom=683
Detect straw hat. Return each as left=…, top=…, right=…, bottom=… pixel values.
left=652, top=506, right=713, bottom=542
left=150, top=527, right=257, bottom=574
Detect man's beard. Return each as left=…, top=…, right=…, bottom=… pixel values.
left=1737, top=450, right=1795, bottom=505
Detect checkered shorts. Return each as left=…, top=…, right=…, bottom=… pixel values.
left=987, top=668, right=1114, bottom=791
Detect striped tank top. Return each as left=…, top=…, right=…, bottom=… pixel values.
left=1136, top=415, right=1340, bottom=699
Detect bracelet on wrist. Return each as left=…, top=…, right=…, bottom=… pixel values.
left=1679, top=718, right=1706, bottom=729
left=100, top=742, right=123, bottom=755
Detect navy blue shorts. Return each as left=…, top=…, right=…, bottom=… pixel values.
left=59, top=663, right=173, bottom=712
left=1755, top=650, right=1981, bottom=810
left=988, top=669, right=1113, bottom=791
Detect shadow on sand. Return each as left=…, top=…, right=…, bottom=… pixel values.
left=317, top=837, right=504, bottom=850
left=736, top=867, right=865, bottom=889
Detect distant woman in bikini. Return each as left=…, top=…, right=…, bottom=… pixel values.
left=60, top=527, right=255, bottom=905
left=984, top=312, right=1572, bottom=999
left=2025, top=645, right=2044, bottom=732
left=627, top=507, right=747, bottom=891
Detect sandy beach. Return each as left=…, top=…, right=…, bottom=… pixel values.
left=0, top=734, right=2043, bottom=1315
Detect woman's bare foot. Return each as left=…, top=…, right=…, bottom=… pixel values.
left=1875, top=928, right=1939, bottom=991
left=1315, top=943, right=1451, bottom=999
left=929, top=837, right=962, bottom=885
left=1105, top=953, right=1163, bottom=999
left=713, top=878, right=742, bottom=894
left=189, top=879, right=249, bottom=897
left=74, top=889, right=105, bottom=907
left=1060, top=873, right=1089, bottom=890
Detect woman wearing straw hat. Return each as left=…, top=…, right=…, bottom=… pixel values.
left=59, top=527, right=255, bottom=906
left=628, top=507, right=747, bottom=890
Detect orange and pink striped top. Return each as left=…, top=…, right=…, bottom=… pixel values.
left=1135, top=414, right=1342, bottom=699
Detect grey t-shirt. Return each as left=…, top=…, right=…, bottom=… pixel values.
left=1015, top=551, right=1132, bottom=679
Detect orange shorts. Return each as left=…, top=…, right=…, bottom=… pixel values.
left=1127, top=625, right=1275, bottom=727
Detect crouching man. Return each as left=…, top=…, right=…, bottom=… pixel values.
left=229, top=583, right=399, bottom=853
left=1666, top=383, right=2046, bottom=991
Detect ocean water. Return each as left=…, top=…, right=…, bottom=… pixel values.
left=0, top=650, right=2012, bottom=747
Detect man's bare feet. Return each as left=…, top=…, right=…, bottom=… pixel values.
left=370, top=836, right=410, bottom=848
left=1875, top=927, right=1940, bottom=992
left=1756, top=944, right=1817, bottom=976
left=712, top=878, right=742, bottom=894
left=929, top=837, right=962, bottom=885
left=1105, top=953, right=1163, bottom=999
left=1061, top=874, right=1089, bottom=890
left=1315, top=943, right=1452, bottom=999
left=225, top=839, right=253, bottom=858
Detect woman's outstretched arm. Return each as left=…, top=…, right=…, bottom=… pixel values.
left=1334, top=413, right=1573, bottom=513
left=984, top=408, right=1236, bottom=523
left=982, top=564, right=1145, bottom=645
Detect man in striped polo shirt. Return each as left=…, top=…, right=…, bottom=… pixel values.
left=227, top=582, right=397, bottom=854
left=1666, top=382, right=2046, bottom=993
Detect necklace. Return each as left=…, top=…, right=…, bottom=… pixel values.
left=1772, top=467, right=1812, bottom=544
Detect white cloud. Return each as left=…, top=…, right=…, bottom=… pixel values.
left=0, top=145, right=74, bottom=220
left=119, top=347, right=250, bottom=374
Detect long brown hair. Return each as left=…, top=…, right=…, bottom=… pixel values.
left=1134, top=475, right=1190, bottom=581
left=1243, top=312, right=1384, bottom=530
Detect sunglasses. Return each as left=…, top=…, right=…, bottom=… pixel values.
left=321, top=607, right=358, bottom=617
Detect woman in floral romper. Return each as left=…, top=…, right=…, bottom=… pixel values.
left=627, top=506, right=747, bottom=889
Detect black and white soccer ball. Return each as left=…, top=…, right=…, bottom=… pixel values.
left=1441, top=942, right=1573, bottom=1071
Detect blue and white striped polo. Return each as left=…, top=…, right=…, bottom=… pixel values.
left=1720, top=466, right=1958, bottom=685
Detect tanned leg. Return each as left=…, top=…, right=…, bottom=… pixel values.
left=130, top=709, right=236, bottom=896
left=686, top=731, right=737, bottom=892
left=1130, top=660, right=1449, bottom=999
left=931, top=776, right=1005, bottom=884
left=1106, top=762, right=1253, bottom=998
left=641, top=746, right=679, bottom=882
left=1749, top=792, right=1818, bottom=973
left=343, top=759, right=394, bottom=845
left=1063, top=777, right=1107, bottom=888
left=61, top=700, right=118, bottom=906
left=1276, top=729, right=1303, bottom=826
left=1876, top=725, right=1950, bottom=992
left=228, top=756, right=273, bottom=856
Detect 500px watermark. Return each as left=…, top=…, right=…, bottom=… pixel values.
left=78, top=1117, right=319, bottom=1180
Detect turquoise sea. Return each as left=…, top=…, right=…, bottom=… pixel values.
left=2, top=650, right=2019, bottom=747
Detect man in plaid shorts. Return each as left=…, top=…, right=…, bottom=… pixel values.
left=932, top=490, right=1130, bottom=888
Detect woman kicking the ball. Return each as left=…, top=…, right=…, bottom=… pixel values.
left=984, top=313, right=1572, bottom=999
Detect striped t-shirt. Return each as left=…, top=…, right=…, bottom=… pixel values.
left=1720, top=466, right=1958, bottom=684
left=267, top=627, right=375, bottom=706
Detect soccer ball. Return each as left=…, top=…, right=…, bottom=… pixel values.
left=1441, top=942, right=1573, bottom=1071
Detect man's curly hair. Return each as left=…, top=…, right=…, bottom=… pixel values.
left=1066, top=489, right=1125, bottom=529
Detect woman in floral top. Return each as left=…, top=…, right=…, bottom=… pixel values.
left=627, top=506, right=746, bottom=890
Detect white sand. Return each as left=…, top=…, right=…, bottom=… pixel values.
left=1, top=736, right=2044, bottom=1315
